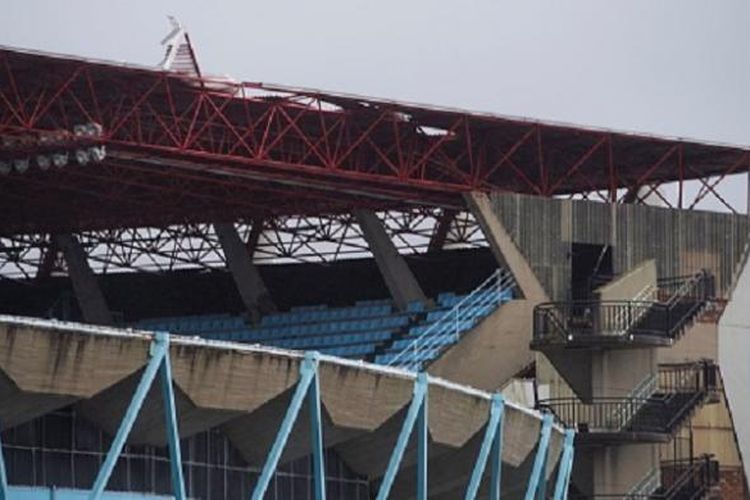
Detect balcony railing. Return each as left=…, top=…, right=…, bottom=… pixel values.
left=568, top=455, right=718, bottom=499
left=539, top=362, right=717, bottom=437
left=533, top=270, right=714, bottom=345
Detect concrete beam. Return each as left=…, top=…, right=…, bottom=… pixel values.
left=353, top=210, right=426, bottom=309
left=214, top=222, right=275, bottom=323
left=55, top=234, right=113, bottom=325
left=464, top=192, right=548, bottom=301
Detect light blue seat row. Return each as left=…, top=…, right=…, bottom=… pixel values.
left=262, top=330, right=394, bottom=350
left=406, top=300, right=426, bottom=313
left=260, top=304, right=393, bottom=326
left=406, top=318, right=478, bottom=338
left=137, top=315, right=245, bottom=333
left=244, top=315, right=410, bottom=340
left=389, top=333, right=456, bottom=352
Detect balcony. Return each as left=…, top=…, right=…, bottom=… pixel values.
left=531, top=270, right=714, bottom=350
left=568, top=454, right=719, bottom=499
left=539, top=362, right=717, bottom=445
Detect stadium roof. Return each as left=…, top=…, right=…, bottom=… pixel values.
left=0, top=45, right=748, bottom=234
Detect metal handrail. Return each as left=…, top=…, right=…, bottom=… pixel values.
left=533, top=270, right=713, bottom=344
left=387, top=268, right=516, bottom=370
left=569, top=455, right=718, bottom=499
left=540, top=362, right=716, bottom=434
left=627, top=466, right=661, bottom=498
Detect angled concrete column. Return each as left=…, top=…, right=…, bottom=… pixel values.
left=54, top=234, right=113, bottom=326
left=427, top=209, right=456, bottom=253
left=353, top=210, right=426, bottom=310
left=214, top=222, right=275, bottom=323
left=464, top=192, right=547, bottom=301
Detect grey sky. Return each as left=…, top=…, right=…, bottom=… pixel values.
left=2, top=0, right=749, bottom=207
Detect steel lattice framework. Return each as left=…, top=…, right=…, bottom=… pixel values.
left=0, top=45, right=747, bottom=276
left=0, top=209, right=485, bottom=279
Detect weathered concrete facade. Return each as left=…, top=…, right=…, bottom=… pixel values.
left=487, top=193, right=749, bottom=301
left=0, top=316, right=564, bottom=498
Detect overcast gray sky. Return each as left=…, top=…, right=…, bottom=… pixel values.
left=2, top=0, right=749, bottom=207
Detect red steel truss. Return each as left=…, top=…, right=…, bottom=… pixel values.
left=1, top=46, right=748, bottom=236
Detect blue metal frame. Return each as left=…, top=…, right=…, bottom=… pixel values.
left=524, top=413, right=553, bottom=500
left=488, top=395, right=505, bottom=500
left=0, top=341, right=576, bottom=500
left=251, top=352, right=326, bottom=500
left=553, top=430, right=575, bottom=500
left=465, top=394, right=505, bottom=500
left=376, top=373, right=429, bottom=500
left=89, top=332, right=185, bottom=500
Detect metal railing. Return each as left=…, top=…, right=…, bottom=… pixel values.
left=627, top=466, right=661, bottom=498
left=533, top=270, right=713, bottom=344
left=657, top=455, right=719, bottom=499
left=568, top=455, right=718, bottom=499
left=539, top=362, right=717, bottom=436
left=386, top=268, right=516, bottom=370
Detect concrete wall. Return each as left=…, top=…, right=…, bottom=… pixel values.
left=595, top=259, right=657, bottom=302
left=572, top=443, right=659, bottom=497
left=0, top=315, right=566, bottom=498
left=719, top=252, right=750, bottom=485
left=428, top=299, right=536, bottom=391
left=488, top=193, right=749, bottom=300
left=591, top=348, right=657, bottom=399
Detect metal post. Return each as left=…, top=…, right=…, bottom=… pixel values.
left=308, top=353, right=327, bottom=500
left=489, top=395, right=505, bottom=500
left=376, top=373, right=429, bottom=500
left=251, top=352, right=320, bottom=500
left=158, top=332, right=187, bottom=500
left=524, top=413, right=553, bottom=500
left=0, top=421, right=8, bottom=500
left=89, top=333, right=169, bottom=499
left=465, top=394, right=505, bottom=500
left=417, top=373, right=428, bottom=500
left=553, top=430, right=575, bottom=500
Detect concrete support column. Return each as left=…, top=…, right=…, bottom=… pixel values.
left=214, top=222, right=275, bottom=323
left=464, top=192, right=548, bottom=301
left=55, top=234, right=113, bottom=325
left=353, top=210, right=426, bottom=310
left=427, top=209, right=456, bottom=253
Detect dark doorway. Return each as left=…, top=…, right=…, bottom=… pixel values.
left=570, top=243, right=613, bottom=300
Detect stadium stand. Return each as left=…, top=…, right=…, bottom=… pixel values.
left=136, top=269, right=516, bottom=367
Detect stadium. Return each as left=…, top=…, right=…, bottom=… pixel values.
left=0, top=21, right=748, bottom=499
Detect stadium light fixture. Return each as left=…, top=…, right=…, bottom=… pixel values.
left=75, top=149, right=90, bottom=166
left=89, top=145, right=107, bottom=162
left=52, top=152, right=69, bottom=168
left=36, top=154, right=51, bottom=170
left=13, top=158, right=29, bottom=173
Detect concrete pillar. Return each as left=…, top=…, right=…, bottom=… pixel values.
left=55, top=234, right=113, bottom=326
left=427, top=209, right=456, bottom=253
left=464, top=192, right=548, bottom=301
left=353, top=210, right=426, bottom=310
left=214, top=222, right=275, bottom=323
